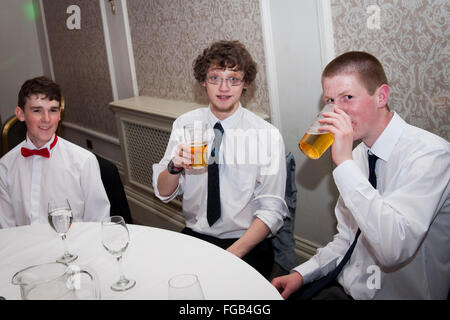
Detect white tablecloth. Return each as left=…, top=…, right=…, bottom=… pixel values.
left=0, top=222, right=282, bottom=300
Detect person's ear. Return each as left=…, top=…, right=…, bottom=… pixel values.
left=376, top=84, right=390, bottom=108
left=14, top=106, right=25, bottom=122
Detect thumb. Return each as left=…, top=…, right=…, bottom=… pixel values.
left=280, top=286, right=294, bottom=300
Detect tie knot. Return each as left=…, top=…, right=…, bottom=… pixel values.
left=214, top=122, right=224, bottom=134
left=368, top=152, right=379, bottom=168
left=210, top=122, right=224, bottom=160
left=368, top=151, right=379, bottom=188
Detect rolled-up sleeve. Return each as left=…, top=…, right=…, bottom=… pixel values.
left=152, top=119, right=185, bottom=203
left=152, top=162, right=184, bottom=203
left=253, top=129, right=288, bottom=235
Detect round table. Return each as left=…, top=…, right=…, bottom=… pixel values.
left=0, top=222, right=282, bottom=300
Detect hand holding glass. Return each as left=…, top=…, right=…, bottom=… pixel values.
left=48, top=199, right=78, bottom=263
left=299, top=104, right=336, bottom=159
left=184, top=121, right=208, bottom=168
left=101, top=216, right=136, bottom=291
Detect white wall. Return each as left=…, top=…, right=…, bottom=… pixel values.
left=263, top=0, right=338, bottom=246
left=0, top=0, right=48, bottom=125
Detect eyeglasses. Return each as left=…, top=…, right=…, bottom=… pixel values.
left=206, top=75, right=244, bottom=86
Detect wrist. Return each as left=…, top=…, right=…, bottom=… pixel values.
left=167, top=159, right=184, bottom=175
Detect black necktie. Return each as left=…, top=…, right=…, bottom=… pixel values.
left=367, top=152, right=378, bottom=189
left=207, top=122, right=224, bottom=227
left=299, top=151, right=379, bottom=299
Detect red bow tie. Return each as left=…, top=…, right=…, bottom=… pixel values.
left=21, top=135, right=58, bottom=158
left=21, top=147, right=50, bottom=158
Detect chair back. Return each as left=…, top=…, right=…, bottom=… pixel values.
left=1, top=116, right=27, bottom=156
left=95, top=154, right=133, bottom=224
left=57, top=95, right=65, bottom=136
left=271, top=152, right=299, bottom=272
left=1, top=95, right=65, bottom=156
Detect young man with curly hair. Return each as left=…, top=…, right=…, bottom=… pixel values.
left=153, top=41, right=288, bottom=278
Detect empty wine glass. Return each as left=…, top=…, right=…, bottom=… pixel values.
left=101, top=216, right=136, bottom=291
left=48, top=199, right=78, bottom=263
left=168, top=274, right=205, bottom=300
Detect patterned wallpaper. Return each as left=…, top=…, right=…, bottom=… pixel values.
left=127, top=0, right=270, bottom=115
left=43, top=0, right=117, bottom=137
left=331, top=0, right=449, bottom=141
left=43, top=1, right=448, bottom=141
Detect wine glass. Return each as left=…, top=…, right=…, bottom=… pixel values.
left=168, top=274, right=205, bottom=300
left=48, top=199, right=78, bottom=263
left=101, top=216, right=136, bottom=291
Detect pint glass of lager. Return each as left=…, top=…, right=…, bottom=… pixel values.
left=299, top=104, right=336, bottom=159
left=184, top=121, right=208, bottom=168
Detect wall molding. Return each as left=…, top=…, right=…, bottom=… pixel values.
left=61, top=121, right=122, bottom=165
left=37, top=0, right=54, bottom=80
left=124, top=185, right=184, bottom=228
left=63, top=121, right=120, bottom=145
left=121, top=0, right=139, bottom=97
left=99, top=0, right=119, bottom=101
left=294, top=235, right=319, bottom=261
left=316, top=0, right=336, bottom=68
left=259, top=0, right=282, bottom=130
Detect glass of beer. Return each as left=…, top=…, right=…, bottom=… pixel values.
left=184, top=121, right=208, bottom=168
left=299, top=104, right=336, bottom=159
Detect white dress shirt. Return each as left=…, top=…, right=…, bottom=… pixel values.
left=295, top=112, right=450, bottom=299
left=0, top=134, right=110, bottom=228
left=153, top=105, right=288, bottom=239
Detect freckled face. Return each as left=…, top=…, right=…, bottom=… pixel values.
left=15, top=94, right=60, bottom=148
left=322, top=73, right=380, bottom=144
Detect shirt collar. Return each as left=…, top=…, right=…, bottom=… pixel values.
left=24, top=133, right=57, bottom=152
left=207, top=103, right=243, bottom=131
left=365, top=112, right=406, bottom=162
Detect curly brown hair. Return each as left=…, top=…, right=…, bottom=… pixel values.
left=193, top=40, right=257, bottom=91
left=18, top=76, right=61, bottom=110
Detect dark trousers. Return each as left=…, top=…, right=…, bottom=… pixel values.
left=181, top=227, right=274, bottom=279
left=287, top=279, right=353, bottom=300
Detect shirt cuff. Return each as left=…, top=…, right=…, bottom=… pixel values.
left=256, top=210, right=283, bottom=235
left=292, top=258, right=322, bottom=285
left=332, top=159, right=367, bottom=198
left=152, top=163, right=182, bottom=203
left=253, top=195, right=288, bottom=235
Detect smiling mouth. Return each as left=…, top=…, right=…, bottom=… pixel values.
left=217, top=95, right=231, bottom=100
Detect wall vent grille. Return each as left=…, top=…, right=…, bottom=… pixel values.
left=123, top=121, right=170, bottom=189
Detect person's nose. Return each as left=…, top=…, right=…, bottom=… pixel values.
left=334, top=102, right=345, bottom=113
left=41, top=111, right=50, bottom=123
left=218, top=78, right=231, bottom=91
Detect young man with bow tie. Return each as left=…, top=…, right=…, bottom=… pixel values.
left=0, top=76, right=110, bottom=228
left=272, top=51, right=450, bottom=300
left=153, top=41, right=288, bottom=278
